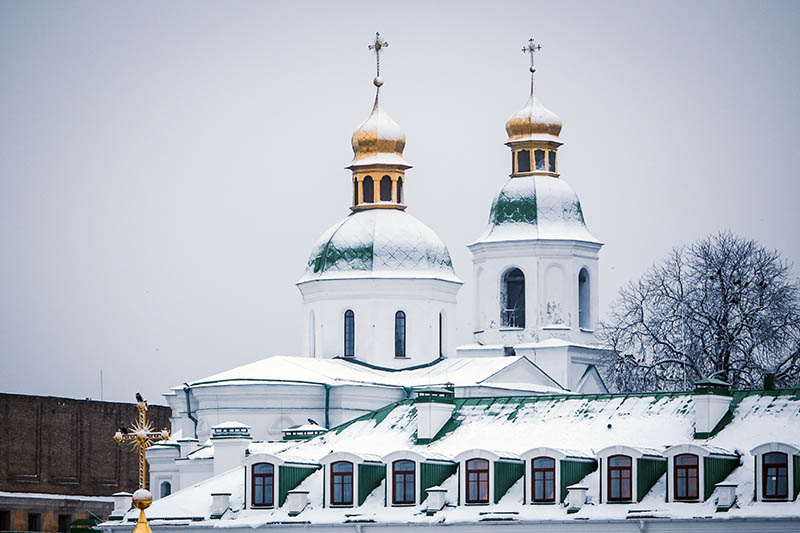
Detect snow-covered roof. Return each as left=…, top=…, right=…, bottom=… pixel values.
left=183, top=354, right=565, bottom=394
left=298, top=209, right=461, bottom=283
left=121, top=388, right=800, bottom=526
left=471, top=175, right=601, bottom=246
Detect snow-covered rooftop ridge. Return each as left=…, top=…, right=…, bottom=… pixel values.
left=115, top=389, right=800, bottom=526
left=182, top=354, right=566, bottom=393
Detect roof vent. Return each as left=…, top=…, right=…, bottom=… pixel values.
left=282, top=423, right=328, bottom=441
left=211, top=422, right=251, bottom=439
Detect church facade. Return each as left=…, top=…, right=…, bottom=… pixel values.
left=98, top=37, right=800, bottom=532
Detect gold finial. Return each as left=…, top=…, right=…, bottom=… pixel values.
left=368, top=32, right=388, bottom=86
left=522, top=38, right=542, bottom=95
left=113, top=394, right=170, bottom=533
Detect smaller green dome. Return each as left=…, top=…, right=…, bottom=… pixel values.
left=474, top=175, right=600, bottom=245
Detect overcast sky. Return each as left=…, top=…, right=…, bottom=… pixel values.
left=1, top=1, right=798, bottom=404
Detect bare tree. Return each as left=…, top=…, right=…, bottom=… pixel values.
left=599, top=232, right=800, bottom=392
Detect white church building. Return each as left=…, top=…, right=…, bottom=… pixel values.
left=101, top=37, right=800, bottom=532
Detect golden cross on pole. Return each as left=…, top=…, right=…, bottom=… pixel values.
left=113, top=394, right=170, bottom=533
left=522, top=37, right=542, bottom=95
left=368, top=32, right=388, bottom=79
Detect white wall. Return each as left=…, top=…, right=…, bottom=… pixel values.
left=469, top=240, right=601, bottom=347
left=298, top=277, right=461, bottom=369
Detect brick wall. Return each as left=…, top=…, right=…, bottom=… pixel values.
left=0, top=393, right=171, bottom=496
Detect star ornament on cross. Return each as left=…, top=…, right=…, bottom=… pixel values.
left=114, top=394, right=171, bottom=490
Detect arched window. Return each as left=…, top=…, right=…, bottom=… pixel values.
left=160, top=481, right=171, bottom=498
left=330, top=461, right=354, bottom=506
left=763, top=452, right=788, bottom=499
left=674, top=454, right=699, bottom=500
left=362, top=176, right=374, bottom=203
left=438, top=312, right=444, bottom=358
left=252, top=463, right=275, bottom=507
left=608, top=455, right=632, bottom=501
left=397, top=177, right=403, bottom=203
left=344, top=310, right=355, bottom=357
left=353, top=179, right=358, bottom=205
left=517, top=150, right=531, bottom=173
left=395, top=311, right=406, bottom=358
left=531, top=457, right=556, bottom=502
left=501, top=268, right=525, bottom=328
left=578, top=268, right=591, bottom=329
left=392, top=460, right=415, bottom=504
left=548, top=151, right=556, bottom=172
left=380, top=175, right=392, bottom=202
left=465, top=458, right=490, bottom=504
left=534, top=149, right=546, bottom=170
left=308, top=311, right=316, bottom=358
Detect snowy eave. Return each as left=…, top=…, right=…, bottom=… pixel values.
left=346, top=153, right=411, bottom=169
left=297, top=269, right=463, bottom=284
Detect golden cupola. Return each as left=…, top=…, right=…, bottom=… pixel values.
left=348, top=79, right=411, bottom=171
left=505, top=38, right=562, bottom=178
left=505, top=92, right=563, bottom=143
left=347, top=40, right=412, bottom=212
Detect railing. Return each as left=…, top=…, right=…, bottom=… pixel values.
left=501, top=309, right=525, bottom=329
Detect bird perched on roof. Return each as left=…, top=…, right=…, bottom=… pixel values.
left=135, top=392, right=144, bottom=403
left=308, top=418, right=318, bottom=426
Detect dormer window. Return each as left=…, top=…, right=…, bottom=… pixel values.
left=392, top=460, right=415, bottom=504
left=764, top=452, right=789, bottom=499
left=252, top=463, right=275, bottom=507
left=674, top=454, right=699, bottom=500
left=534, top=149, right=546, bottom=170
left=607, top=455, right=632, bottom=501
left=531, top=457, right=556, bottom=502
left=465, top=459, right=490, bottom=504
left=750, top=442, right=799, bottom=502
left=517, top=150, right=530, bottom=173
left=331, top=461, right=354, bottom=506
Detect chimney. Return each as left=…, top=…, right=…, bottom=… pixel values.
left=565, top=484, right=588, bottom=514
left=424, top=487, right=448, bottom=515
left=414, top=387, right=455, bottom=443
left=210, top=493, right=231, bottom=519
left=286, top=490, right=310, bottom=516
left=109, top=492, right=132, bottom=520
left=210, top=422, right=252, bottom=475
left=693, top=379, right=732, bottom=439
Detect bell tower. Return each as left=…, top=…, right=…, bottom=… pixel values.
left=456, top=39, right=606, bottom=393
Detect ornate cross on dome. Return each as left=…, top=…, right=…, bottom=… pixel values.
left=522, top=38, right=542, bottom=94
left=368, top=32, right=388, bottom=78
left=114, top=393, right=170, bottom=490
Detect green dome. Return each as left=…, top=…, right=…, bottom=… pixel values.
left=475, top=175, right=600, bottom=244
left=299, top=209, right=459, bottom=282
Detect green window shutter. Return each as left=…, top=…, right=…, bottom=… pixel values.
left=559, top=459, right=598, bottom=503
left=278, top=465, right=319, bottom=506
left=358, top=463, right=386, bottom=506
left=636, top=458, right=666, bottom=502
left=703, top=457, right=740, bottom=501
left=420, top=462, right=458, bottom=497
left=493, top=461, right=524, bottom=504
